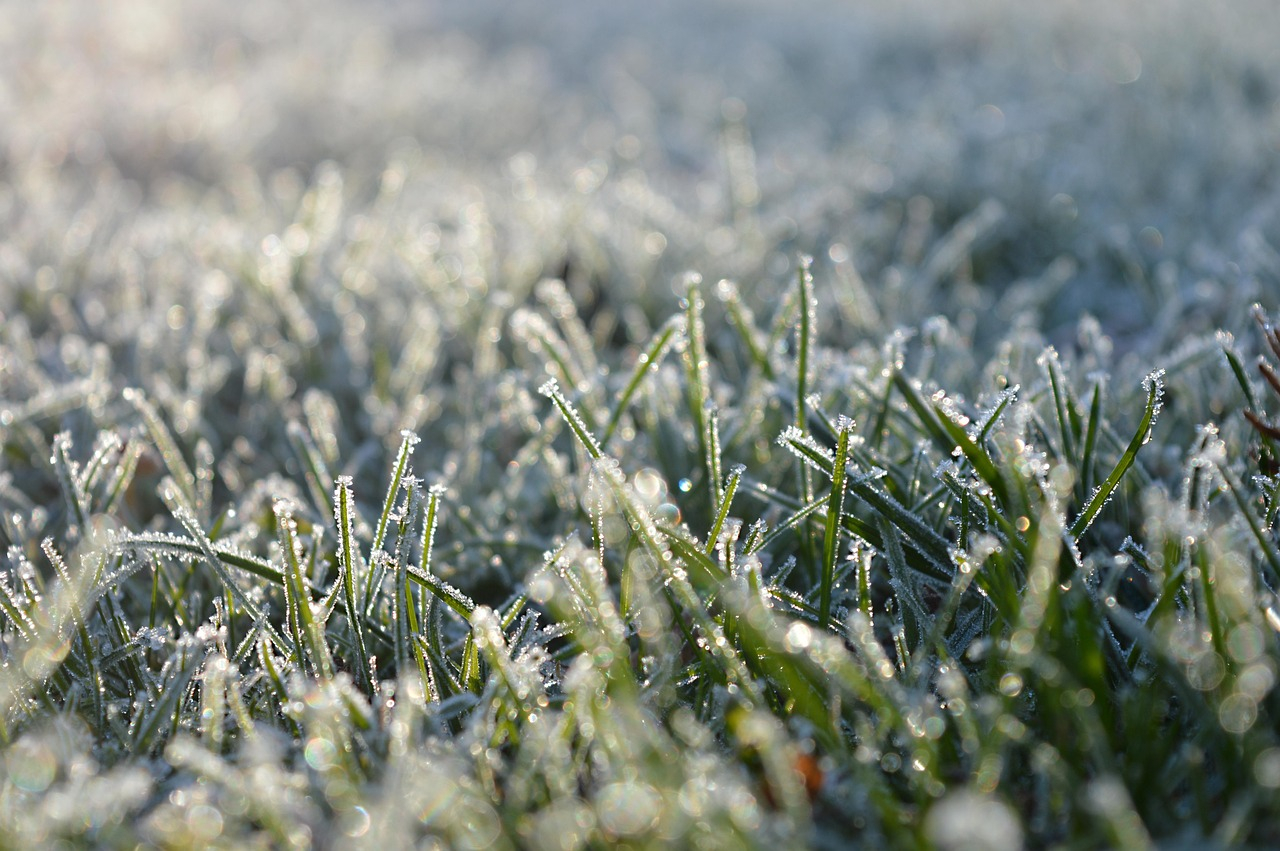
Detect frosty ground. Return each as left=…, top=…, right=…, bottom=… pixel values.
left=2, top=0, right=1280, bottom=847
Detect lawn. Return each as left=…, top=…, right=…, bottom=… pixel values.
left=2, top=0, right=1280, bottom=847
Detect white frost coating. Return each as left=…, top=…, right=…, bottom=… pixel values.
left=541, top=378, right=602, bottom=458
left=1142, top=368, right=1167, bottom=441
left=776, top=424, right=805, bottom=446
left=777, top=425, right=835, bottom=468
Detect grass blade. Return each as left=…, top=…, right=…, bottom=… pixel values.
left=601, top=313, right=683, bottom=448
left=1069, top=370, right=1163, bottom=540
left=819, top=419, right=852, bottom=629
left=334, top=476, right=371, bottom=690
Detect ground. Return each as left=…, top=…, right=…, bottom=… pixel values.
left=1, top=1, right=1280, bottom=847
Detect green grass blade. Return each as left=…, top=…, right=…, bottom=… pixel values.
left=819, top=420, right=852, bottom=629
left=539, top=378, right=602, bottom=461
left=684, top=273, right=711, bottom=491
left=366, top=429, right=419, bottom=610
left=1040, top=347, right=1079, bottom=463
left=1069, top=370, right=1164, bottom=540
left=1080, top=377, right=1105, bottom=500
left=274, top=497, right=333, bottom=679
left=707, top=464, right=746, bottom=555
left=601, top=313, right=683, bottom=448
left=333, top=476, right=371, bottom=690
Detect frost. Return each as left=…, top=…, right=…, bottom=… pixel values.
left=0, top=0, right=1274, bottom=845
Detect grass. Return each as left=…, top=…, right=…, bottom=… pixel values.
left=3, top=0, right=1280, bottom=847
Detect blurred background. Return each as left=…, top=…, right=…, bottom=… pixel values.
left=2, top=0, right=1278, bottom=356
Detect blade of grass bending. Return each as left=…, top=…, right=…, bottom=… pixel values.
left=1069, top=370, right=1163, bottom=540
left=601, top=313, right=683, bottom=448
left=539, top=378, right=602, bottom=461
left=819, top=421, right=852, bottom=629
left=115, top=532, right=286, bottom=585
left=334, top=476, right=370, bottom=690
left=404, top=565, right=475, bottom=621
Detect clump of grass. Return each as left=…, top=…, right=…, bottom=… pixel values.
left=3, top=236, right=1280, bottom=847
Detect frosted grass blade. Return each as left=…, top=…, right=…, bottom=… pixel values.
left=367, top=429, right=419, bottom=607
left=1070, top=370, right=1164, bottom=540
left=334, top=476, right=371, bottom=689
left=818, top=420, right=853, bottom=629
left=274, top=498, right=333, bottom=679
left=706, top=464, right=745, bottom=556
left=600, top=313, right=683, bottom=448
left=539, top=378, right=602, bottom=461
